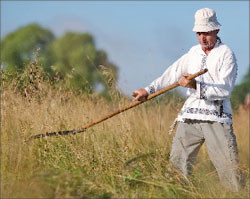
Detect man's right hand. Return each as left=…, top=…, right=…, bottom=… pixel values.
left=132, top=89, right=148, bottom=102
left=178, top=73, right=197, bottom=89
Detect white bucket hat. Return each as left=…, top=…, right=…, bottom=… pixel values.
left=192, top=8, right=221, bottom=32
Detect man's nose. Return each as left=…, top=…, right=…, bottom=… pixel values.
left=201, top=34, right=206, bottom=40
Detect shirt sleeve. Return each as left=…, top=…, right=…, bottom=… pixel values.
left=144, top=53, right=189, bottom=94
left=196, top=50, right=238, bottom=101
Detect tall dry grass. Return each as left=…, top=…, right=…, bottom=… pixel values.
left=1, top=64, right=249, bottom=198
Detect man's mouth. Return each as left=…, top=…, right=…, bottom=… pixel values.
left=202, top=40, right=208, bottom=45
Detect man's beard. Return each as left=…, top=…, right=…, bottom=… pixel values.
left=201, top=40, right=215, bottom=50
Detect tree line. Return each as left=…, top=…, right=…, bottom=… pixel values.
left=1, top=23, right=117, bottom=96
left=1, top=23, right=249, bottom=109
left=231, top=69, right=249, bottom=110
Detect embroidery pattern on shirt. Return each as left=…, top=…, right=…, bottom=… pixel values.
left=180, top=107, right=232, bottom=119
left=200, top=55, right=208, bottom=99
left=149, top=86, right=155, bottom=94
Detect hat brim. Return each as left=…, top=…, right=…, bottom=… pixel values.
left=193, top=23, right=221, bottom=32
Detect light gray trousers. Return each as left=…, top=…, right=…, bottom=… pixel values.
left=170, top=120, right=245, bottom=192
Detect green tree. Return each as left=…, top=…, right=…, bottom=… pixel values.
left=1, top=24, right=118, bottom=95
left=231, top=68, right=250, bottom=110
left=50, top=32, right=117, bottom=93
left=1, top=23, right=55, bottom=72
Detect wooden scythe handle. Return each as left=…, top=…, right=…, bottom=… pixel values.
left=26, top=68, right=208, bottom=142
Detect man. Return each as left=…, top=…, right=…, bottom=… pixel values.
left=133, top=8, right=245, bottom=191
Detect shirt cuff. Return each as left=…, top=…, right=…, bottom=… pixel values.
left=145, top=86, right=155, bottom=95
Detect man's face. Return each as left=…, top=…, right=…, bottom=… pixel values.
left=196, top=30, right=219, bottom=50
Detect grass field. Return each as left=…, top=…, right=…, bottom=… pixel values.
left=1, top=71, right=249, bottom=198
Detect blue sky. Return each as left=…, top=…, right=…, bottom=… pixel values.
left=1, top=1, right=249, bottom=95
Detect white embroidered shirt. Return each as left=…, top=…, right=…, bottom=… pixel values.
left=144, top=40, right=237, bottom=124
